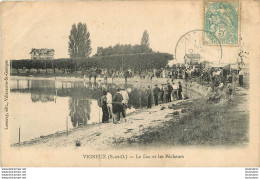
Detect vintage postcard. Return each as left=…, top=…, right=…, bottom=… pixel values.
left=1, top=0, right=259, bottom=167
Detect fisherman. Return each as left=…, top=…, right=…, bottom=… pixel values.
left=89, top=70, right=92, bottom=82
left=100, top=90, right=109, bottom=123
left=106, top=89, right=113, bottom=119
left=93, top=68, right=98, bottom=83
left=167, top=82, right=173, bottom=102
left=120, top=87, right=129, bottom=120
left=146, top=85, right=152, bottom=108
left=177, top=81, right=183, bottom=100
left=153, top=84, right=160, bottom=105
left=104, top=73, right=108, bottom=83
left=226, top=82, right=233, bottom=101
left=239, top=70, right=244, bottom=87
left=112, top=88, right=123, bottom=124
left=160, top=84, right=164, bottom=103
left=163, top=84, right=169, bottom=103
left=172, top=82, right=178, bottom=101
left=124, top=70, right=129, bottom=84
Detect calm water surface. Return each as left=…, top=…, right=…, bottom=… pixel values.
left=10, top=79, right=149, bottom=144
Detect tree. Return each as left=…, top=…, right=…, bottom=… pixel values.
left=94, top=43, right=152, bottom=56
left=68, top=23, right=92, bottom=58
left=141, top=30, right=150, bottom=48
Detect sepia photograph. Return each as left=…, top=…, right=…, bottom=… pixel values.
left=1, top=0, right=259, bottom=167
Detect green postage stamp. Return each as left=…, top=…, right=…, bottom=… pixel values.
left=204, top=1, right=240, bottom=45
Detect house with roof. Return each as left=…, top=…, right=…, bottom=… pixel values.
left=30, top=48, right=55, bottom=60
left=184, top=53, right=201, bottom=66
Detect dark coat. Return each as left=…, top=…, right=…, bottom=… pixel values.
left=153, top=86, right=160, bottom=96
left=112, top=92, right=123, bottom=113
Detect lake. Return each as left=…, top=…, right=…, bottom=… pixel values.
left=9, top=78, right=150, bottom=144
left=9, top=78, right=202, bottom=145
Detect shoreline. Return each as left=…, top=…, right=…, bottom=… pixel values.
left=11, top=85, right=249, bottom=148
left=11, top=107, right=145, bottom=147
left=11, top=99, right=190, bottom=147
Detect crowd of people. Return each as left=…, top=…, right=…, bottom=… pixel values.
left=146, top=82, right=183, bottom=108
left=98, top=81, right=184, bottom=124
left=203, top=67, right=246, bottom=102
left=83, top=65, right=244, bottom=89
left=96, top=63, right=245, bottom=123
left=99, top=87, right=129, bottom=124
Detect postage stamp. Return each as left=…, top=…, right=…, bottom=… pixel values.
left=204, top=1, right=240, bottom=45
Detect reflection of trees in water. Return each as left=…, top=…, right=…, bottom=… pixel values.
left=31, top=92, right=55, bottom=103
left=69, top=98, right=91, bottom=127
left=69, top=87, right=92, bottom=127
left=12, top=79, right=148, bottom=109
left=30, top=80, right=55, bottom=103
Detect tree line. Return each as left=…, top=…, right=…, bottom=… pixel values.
left=11, top=53, right=173, bottom=73
left=94, top=44, right=152, bottom=57
left=12, top=23, right=173, bottom=74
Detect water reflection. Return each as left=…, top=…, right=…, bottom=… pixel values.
left=10, top=79, right=149, bottom=111
left=69, top=86, right=92, bottom=127
left=10, top=79, right=147, bottom=144
left=31, top=80, right=55, bottom=103
left=10, top=78, right=199, bottom=144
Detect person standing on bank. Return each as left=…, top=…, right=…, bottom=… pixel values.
left=226, top=82, right=233, bottom=101
left=172, top=82, right=178, bottom=101
left=239, top=70, right=244, bottom=87
left=153, top=84, right=160, bottom=105
left=163, top=84, right=169, bottom=103
left=120, top=87, right=129, bottom=120
left=100, top=90, right=109, bottom=123
left=177, top=81, right=183, bottom=100
left=146, top=85, right=152, bottom=108
left=112, top=88, right=123, bottom=124
left=89, top=71, right=92, bottom=82
left=160, top=84, right=164, bottom=103
left=93, top=70, right=97, bottom=83
left=106, top=89, right=113, bottom=119
left=124, top=70, right=129, bottom=84
left=167, top=82, right=173, bottom=102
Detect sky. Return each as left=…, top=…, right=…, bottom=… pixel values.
left=1, top=1, right=245, bottom=63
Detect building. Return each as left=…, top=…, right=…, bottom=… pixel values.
left=172, top=63, right=185, bottom=68
left=184, top=53, right=201, bottom=66
left=30, top=48, right=55, bottom=60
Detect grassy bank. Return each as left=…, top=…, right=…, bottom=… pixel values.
left=120, top=90, right=249, bottom=147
